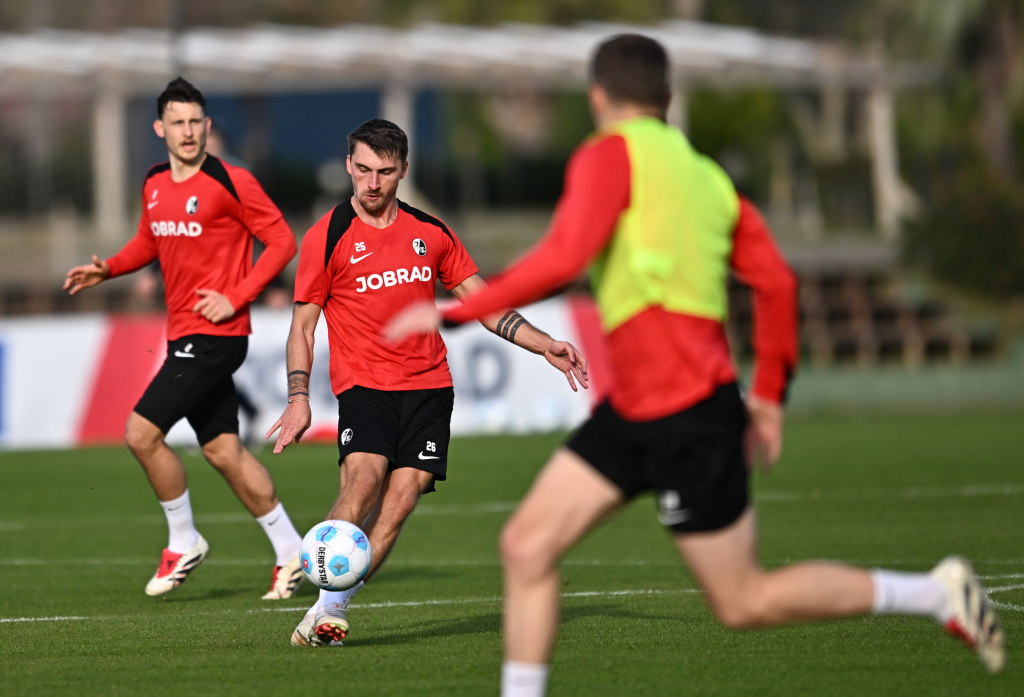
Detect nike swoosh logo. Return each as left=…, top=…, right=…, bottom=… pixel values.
left=174, top=351, right=195, bottom=358
left=350, top=252, right=373, bottom=264
left=147, top=201, right=159, bottom=209
left=418, top=452, right=439, bottom=460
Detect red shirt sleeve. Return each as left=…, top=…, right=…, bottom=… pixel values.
left=436, top=225, right=478, bottom=290
left=106, top=207, right=158, bottom=278
left=443, top=134, right=630, bottom=324
left=729, top=197, right=799, bottom=404
left=222, top=170, right=297, bottom=310
left=233, top=167, right=285, bottom=234
left=293, top=212, right=332, bottom=306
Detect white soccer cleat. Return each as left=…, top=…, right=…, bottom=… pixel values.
left=290, top=603, right=348, bottom=647
left=144, top=534, right=209, bottom=596
left=313, top=602, right=350, bottom=646
left=262, top=555, right=304, bottom=600
left=930, top=555, right=1006, bottom=674
left=291, top=610, right=318, bottom=647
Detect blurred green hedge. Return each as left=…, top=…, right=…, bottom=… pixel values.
left=904, top=167, right=1024, bottom=297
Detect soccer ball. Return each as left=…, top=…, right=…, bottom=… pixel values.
left=300, top=520, right=372, bottom=591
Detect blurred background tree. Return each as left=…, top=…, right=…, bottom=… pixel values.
left=869, top=0, right=1024, bottom=298
left=3, top=0, right=1024, bottom=298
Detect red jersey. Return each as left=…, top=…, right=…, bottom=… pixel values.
left=443, top=133, right=798, bottom=420
left=105, top=155, right=296, bottom=341
left=294, top=201, right=478, bottom=396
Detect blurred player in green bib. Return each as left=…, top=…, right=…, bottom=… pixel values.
left=387, top=34, right=1005, bottom=696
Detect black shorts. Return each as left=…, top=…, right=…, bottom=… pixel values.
left=566, top=383, right=749, bottom=534
left=134, top=334, right=247, bottom=446
left=336, top=385, right=455, bottom=494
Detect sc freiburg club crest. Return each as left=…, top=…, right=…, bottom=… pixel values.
left=186, top=196, right=199, bottom=215
left=412, top=238, right=426, bottom=256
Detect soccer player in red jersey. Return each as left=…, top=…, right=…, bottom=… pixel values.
left=64, top=78, right=306, bottom=601
left=267, top=118, right=588, bottom=647
left=388, top=36, right=1004, bottom=694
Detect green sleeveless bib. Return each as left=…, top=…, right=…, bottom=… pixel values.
left=589, top=116, right=739, bottom=331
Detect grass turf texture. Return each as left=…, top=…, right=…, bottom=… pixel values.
left=0, top=412, right=1022, bottom=696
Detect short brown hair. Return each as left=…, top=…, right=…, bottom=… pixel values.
left=157, top=77, right=206, bottom=118
left=347, top=118, right=409, bottom=163
left=591, top=34, right=669, bottom=108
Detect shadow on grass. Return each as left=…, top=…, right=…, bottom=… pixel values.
left=164, top=587, right=252, bottom=602
left=370, top=567, right=464, bottom=585
left=346, top=610, right=501, bottom=648
left=561, top=602, right=680, bottom=626
left=345, top=602, right=676, bottom=649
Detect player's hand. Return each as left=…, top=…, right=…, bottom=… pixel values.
left=266, top=401, right=312, bottom=454
left=744, top=394, right=783, bottom=473
left=543, top=340, right=589, bottom=392
left=193, top=289, right=236, bottom=324
left=64, top=255, right=109, bottom=295
left=383, top=300, right=441, bottom=342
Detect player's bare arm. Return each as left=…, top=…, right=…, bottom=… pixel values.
left=267, top=301, right=322, bottom=453
left=451, top=274, right=588, bottom=392
left=192, top=289, right=236, bottom=324
left=63, top=255, right=110, bottom=295
left=387, top=275, right=588, bottom=392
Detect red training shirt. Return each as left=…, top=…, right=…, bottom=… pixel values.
left=294, top=201, right=478, bottom=396
left=443, top=133, right=798, bottom=421
left=105, top=155, right=296, bottom=341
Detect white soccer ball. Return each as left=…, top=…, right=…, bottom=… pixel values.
left=300, top=520, right=372, bottom=591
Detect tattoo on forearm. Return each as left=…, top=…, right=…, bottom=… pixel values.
left=507, top=318, right=527, bottom=343
left=287, top=370, right=309, bottom=397
left=495, top=310, right=535, bottom=346
left=495, top=311, right=518, bottom=338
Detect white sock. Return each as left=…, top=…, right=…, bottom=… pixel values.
left=502, top=662, right=549, bottom=697
left=317, top=580, right=364, bottom=610
left=160, top=491, right=199, bottom=554
left=871, top=569, right=951, bottom=622
left=255, top=502, right=302, bottom=566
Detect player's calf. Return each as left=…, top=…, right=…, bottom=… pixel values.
left=201, top=434, right=279, bottom=516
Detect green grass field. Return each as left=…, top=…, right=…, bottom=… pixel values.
left=1, top=412, right=1022, bottom=695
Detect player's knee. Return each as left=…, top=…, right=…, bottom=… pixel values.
left=390, top=487, right=420, bottom=521
left=715, top=603, right=757, bottom=629
left=498, top=524, right=527, bottom=570
left=710, top=588, right=769, bottom=629
left=125, top=418, right=162, bottom=456
left=499, top=519, right=554, bottom=580
left=201, top=438, right=240, bottom=470
left=345, top=466, right=386, bottom=500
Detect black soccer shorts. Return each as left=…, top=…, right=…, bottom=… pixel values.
left=567, top=382, right=749, bottom=534
left=335, top=385, right=455, bottom=494
left=134, top=334, right=248, bottom=446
